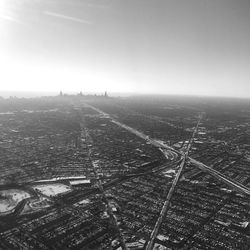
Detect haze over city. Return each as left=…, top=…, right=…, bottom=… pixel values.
left=0, top=0, right=250, bottom=98
left=1, top=2, right=250, bottom=249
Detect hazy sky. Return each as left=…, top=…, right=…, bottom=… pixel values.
left=0, top=0, right=249, bottom=97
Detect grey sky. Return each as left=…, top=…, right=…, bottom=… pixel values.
left=0, top=0, right=249, bottom=97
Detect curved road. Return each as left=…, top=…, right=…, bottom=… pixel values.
left=85, top=103, right=250, bottom=197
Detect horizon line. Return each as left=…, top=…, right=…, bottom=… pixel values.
left=0, top=90, right=250, bottom=101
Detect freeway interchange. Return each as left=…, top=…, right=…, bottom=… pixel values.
left=85, top=103, right=250, bottom=197
left=85, top=102, right=250, bottom=250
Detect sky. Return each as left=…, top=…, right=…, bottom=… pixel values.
left=0, top=0, right=249, bottom=97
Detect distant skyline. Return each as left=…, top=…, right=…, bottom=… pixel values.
left=0, top=0, right=250, bottom=98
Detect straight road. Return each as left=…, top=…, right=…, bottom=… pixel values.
left=85, top=103, right=250, bottom=196
left=189, top=158, right=250, bottom=195
left=145, top=156, right=186, bottom=250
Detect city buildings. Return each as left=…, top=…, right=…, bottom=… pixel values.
left=0, top=95, right=249, bottom=249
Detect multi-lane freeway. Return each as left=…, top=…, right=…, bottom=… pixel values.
left=85, top=103, right=250, bottom=197
left=84, top=102, right=250, bottom=250
left=145, top=156, right=186, bottom=250
left=189, top=158, right=250, bottom=195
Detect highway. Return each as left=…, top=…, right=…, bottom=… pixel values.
left=84, top=103, right=181, bottom=158
left=185, top=113, right=203, bottom=154
left=2, top=103, right=249, bottom=249
left=85, top=103, right=250, bottom=196
left=189, top=157, right=250, bottom=195
left=145, top=114, right=202, bottom=250
left=145, top=156, right=186, bottom=250
left=85, top=103, right=250, bottom=249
